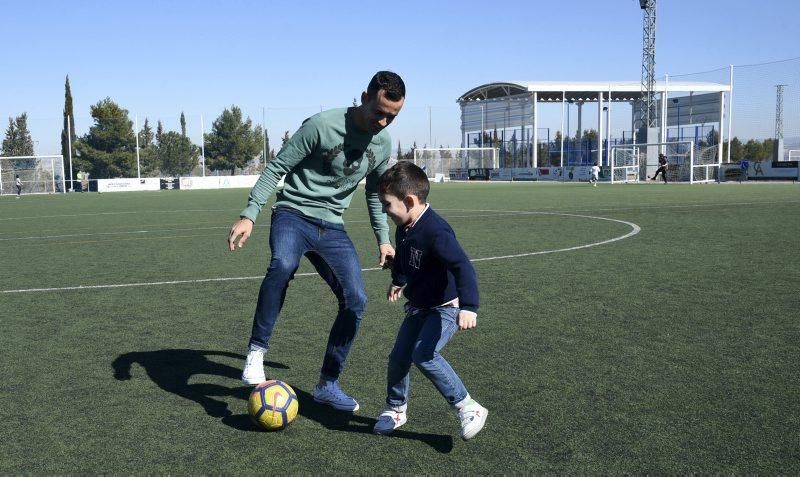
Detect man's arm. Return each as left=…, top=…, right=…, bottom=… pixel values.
left=228, top=117, right=320, bottom=251
left=364, top=138, right=393, bottom=265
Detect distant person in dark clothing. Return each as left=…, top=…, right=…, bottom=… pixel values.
left=651, top=153, right=668, bottom=183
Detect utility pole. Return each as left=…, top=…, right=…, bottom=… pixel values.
left=638, top=0, right=657, bottom=136
left=774, top=84, right=787, bottom=161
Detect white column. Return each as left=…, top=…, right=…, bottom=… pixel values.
left=597, top=91, right=603, bottom=166
left=532, top=92, right=538, bottom=168
left=718, top=92, right=725, bottom=164
left=560, top=91, right=565, bottom=168
left=661, top=74, right=669, bottom=146
left=727, top=65, right=734, bottom=163
left=607, top=86, right=612, bottom=166
left=135, top=115, right=141, bottom=179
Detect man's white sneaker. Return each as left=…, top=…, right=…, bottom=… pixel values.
left=373, top=404, right=407, bottom=435
left=458, top=400, right=488, bottom=440
left=241, top=350, right=266, bottom=385
left=312, top=381, right=359, bottom=412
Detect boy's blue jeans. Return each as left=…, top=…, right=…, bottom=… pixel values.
left=385, top=304, right=468, bottom=407
left=249, top=206, right=367, bottom=381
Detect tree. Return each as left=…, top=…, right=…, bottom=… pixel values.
left=156, top=120, right=164, bottom=145
left=264, top=128, right=271, bottom=163
left=139, top=118, right=154, bottom=148
left=396, top=140, right=402, bottom=160
left=60, top=75, right=77, bottom=184
left=439, top=145, right=452, bottom=159
left=204, top=105, right=264, bottom=175
left=281, top=130, right=290, bottom=146
left=137, top=118, right=158, bottom=176
left=2, top=113, right=35, bottom=157
left=74, top=98, right=136, bottom=178
left=180, top=112, right=187, bottom=137
left=157, top=131, right=199, bottom=176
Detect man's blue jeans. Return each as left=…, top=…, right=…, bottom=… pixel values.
left=385, top=304, right=468, bottom=407
left=249, top=206, right=367, bottom=381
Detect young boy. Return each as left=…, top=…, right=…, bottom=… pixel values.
left=373, top=161, right=488, bottom=440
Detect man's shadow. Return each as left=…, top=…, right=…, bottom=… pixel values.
left=112, top=349, right=452, bottom=453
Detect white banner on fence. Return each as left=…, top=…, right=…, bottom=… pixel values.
left=97, top=178, right=161, bottom=192
left=179, top=175, right=276, bottom=190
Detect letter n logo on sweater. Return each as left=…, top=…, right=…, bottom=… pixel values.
left=409, top=247, right=422, bottom=269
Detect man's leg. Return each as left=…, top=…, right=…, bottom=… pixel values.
left=305, top=224, right=367, bottom=411
left=242, top=209, right=311, bottom=384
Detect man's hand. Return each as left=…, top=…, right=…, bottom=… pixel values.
left=379, top=243, right=395, bottom=269
left=387, top=284, right=404, bottom=302
left=227, top=218, right=254, bottom=251
left=458, top=310, right=477, bottom=330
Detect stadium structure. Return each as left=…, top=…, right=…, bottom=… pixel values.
left=456, top=80, right=731, bottom=174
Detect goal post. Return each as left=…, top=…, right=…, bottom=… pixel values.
left=608, top=141, right=718, bottom=183
left=0, top=155, right=66, bottom=195
left=412, top=147, right=498, bottom=181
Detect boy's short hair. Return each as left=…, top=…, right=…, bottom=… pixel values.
left=367, top=71, right=406, bottom=102
left=379, top=161, right=430, bottom=203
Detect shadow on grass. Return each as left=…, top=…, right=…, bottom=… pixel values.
left=112, top=349, right=453, bottom=453
left=112, top=349, right=287, bottom=419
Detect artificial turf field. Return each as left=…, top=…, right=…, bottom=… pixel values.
left=1, top=182, right=798, bottom=473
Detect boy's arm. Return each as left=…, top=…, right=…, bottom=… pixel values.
left=433, top=230, right=479, bottom=330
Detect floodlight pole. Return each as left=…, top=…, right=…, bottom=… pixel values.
left=135, top=115, right=141, bottom=179
left=67, top=116, right=74, bottom=192
left=200, top=115, right=206, bottom=177
left=727, top=65, right=734, bottom=163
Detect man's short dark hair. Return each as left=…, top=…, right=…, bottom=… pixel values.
left=367, top=71, right=405, bottom=102
left=379, top=161, right=429, bottom=203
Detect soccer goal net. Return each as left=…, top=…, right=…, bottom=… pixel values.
left=412, top=148, right=498, bottom=181
left=609, top=141, right=718, bottom=184
left=0, top=155, right=66, bottom=195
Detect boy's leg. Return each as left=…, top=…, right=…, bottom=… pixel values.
left=243, top=209, right=309, bottom=384
left=374, top=314, right=420, bottom=434
left=413, top=307, right=488, bottom=439
left=305, top=223, right=367, bottom=411
left=411, top=307, right=468, bottom=405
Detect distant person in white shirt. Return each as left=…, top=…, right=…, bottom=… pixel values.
left=590, top=163, right=600, bottom=187
left=15, top=175, right=22, bottom=198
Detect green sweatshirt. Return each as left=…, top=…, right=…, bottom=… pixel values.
left=240, top=107, right=391, bottom=245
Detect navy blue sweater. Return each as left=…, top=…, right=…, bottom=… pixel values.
left=391, top=207, right=479, bottom=313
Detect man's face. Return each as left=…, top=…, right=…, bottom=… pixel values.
left=379, top=193, right=411, bottom=226
left=360, top=89, right=404, bottom=135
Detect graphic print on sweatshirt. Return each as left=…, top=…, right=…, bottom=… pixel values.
left=320, top=143, right=377, bottom=189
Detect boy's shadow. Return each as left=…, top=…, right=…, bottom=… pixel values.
left=112, top=349, right=452, bottom=453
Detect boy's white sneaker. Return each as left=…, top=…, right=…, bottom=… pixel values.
left=373, top=404, right=407, bottom=435
left=457, top=400, right=488, bottom=440
left=241, top=349, right=266, bottom=385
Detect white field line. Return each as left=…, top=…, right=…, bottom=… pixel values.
left=1, top=212, right=640, bottom=294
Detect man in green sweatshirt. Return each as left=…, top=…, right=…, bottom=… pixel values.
left=227, top=71, right=405, bottom=412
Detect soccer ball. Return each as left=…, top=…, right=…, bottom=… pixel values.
left=248, top=380, right=299, bottom=431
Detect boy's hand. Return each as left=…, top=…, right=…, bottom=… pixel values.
left=378, top=243, right=395, bottom=268
left=387, top=285, right=404, bottom=302
left=458, top=310, right=477, bottom=330
left=228, top=218, right=254, bottom=251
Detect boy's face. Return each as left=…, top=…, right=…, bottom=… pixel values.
left=379, top=193, right=412, bottom=227
left=359, top=89, right=404, bottom=135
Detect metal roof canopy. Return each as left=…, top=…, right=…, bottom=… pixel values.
left=457, top=80, right=730, bottom=103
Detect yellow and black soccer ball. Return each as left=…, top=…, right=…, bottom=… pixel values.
left=247, top=380, right=299, bottom=431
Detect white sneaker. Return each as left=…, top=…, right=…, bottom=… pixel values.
left=241, top=349, right=266, bottom=385
left=457, top=400, right=488, bottom=440
left=373, top=404, right=407, bottom=435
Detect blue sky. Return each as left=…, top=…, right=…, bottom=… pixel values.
left=3, top=0, right=799, bottom=155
